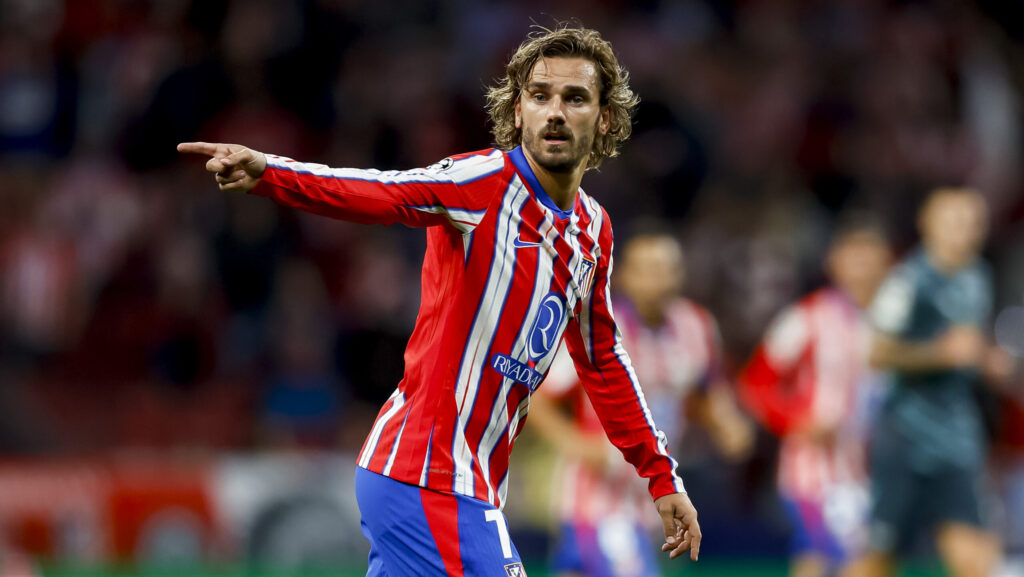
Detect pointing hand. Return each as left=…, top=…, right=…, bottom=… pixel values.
left=177, top=142, right=267, bottom=193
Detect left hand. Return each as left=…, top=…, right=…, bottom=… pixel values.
left=654, top=492, right=701, bottom=561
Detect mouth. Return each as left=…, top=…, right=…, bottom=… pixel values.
left=543, top=132, right=570, bottom=146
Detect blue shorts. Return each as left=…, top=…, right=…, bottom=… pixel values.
left=782, top=497, right=847, bottom=562
left=550, top=519, right=661, bottom=577
left=355, top=467, right=527, bottom=577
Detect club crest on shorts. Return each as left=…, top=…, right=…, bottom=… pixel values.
left=504, top=562, right=527, bottom=576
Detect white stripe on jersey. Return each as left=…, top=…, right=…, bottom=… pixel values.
left=408, top=205, right=486, bottom=233
left=577, top=194, right=604, bottom=362
left=442, top=150, right=505, bottom=184
left=267, top=149, right=502, bottom=188
left=474, top=214, right=559, bottom=503
left=382, top=408, right=411, bottom=476
left=418, top=428, right=434, bottom=487
left=266, top=158, right=441, bottom=185
left=451, top=179, right=530, bottom=496
left=358, top=389, right=406, bottom=468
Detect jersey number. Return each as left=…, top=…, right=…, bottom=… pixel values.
left=485, top=509, right=513, bottom=558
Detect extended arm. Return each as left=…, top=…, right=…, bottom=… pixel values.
left=178, top=141, right=501, bottom=231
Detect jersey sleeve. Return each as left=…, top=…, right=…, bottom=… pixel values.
left=562, top=210, right=686, bottom=501
left=738, top=304, right=813, bottom=436
left=250, top=151, right=505, bottom=233
left=869, top=267, right=917, bottom=336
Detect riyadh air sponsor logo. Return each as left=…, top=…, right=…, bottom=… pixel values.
left=527, top=293, right=565, bottom=360
left=512, top=235, right=544, bottom=249
left=504, top=562, right=527, bottom=576
left=490, top=354, right=543, bottom=390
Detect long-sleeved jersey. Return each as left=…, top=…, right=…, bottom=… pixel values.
left=252, top=146, right=684, bottom=509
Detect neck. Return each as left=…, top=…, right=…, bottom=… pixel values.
left=633, top=300, right=666, bottom=328
left=924, top=247, right=966, bottom=275
left=521, top=149, right=585, bottom=210
left=835, top=284, right=871, bottom=309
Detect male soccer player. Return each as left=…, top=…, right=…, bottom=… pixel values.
left=739, top=218, right=892, bottom=577
left=179, top=25, right=700, bottom=577
left=531, top=230, right=751, bottom=577
left=842, top=188, right=1003, bottom=577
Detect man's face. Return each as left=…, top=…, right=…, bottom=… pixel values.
left=618, top=236, right=685, bottom=312
left=921, top=191, right=988, bottom=270
left=515, top=56, right=610, bottom=173
left=827, top=232, right=892, bottom=308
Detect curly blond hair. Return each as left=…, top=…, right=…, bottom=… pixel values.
left=485, top=25, right=639, bottom=170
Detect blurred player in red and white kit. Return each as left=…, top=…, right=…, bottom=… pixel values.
left=531, top=230, right=753, bottom=577
left=739, top=217, right=893, bottom=577
left=179, top=25, right=701, bottom=577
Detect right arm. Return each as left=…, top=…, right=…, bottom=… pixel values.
left=869, top=326, right=984, bottom=371
left=177, top=142, right=501, bottom=232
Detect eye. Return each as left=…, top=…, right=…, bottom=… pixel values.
left=532, top=93, right=547, bottom=102
left=568, top=95, right=585, bottom=104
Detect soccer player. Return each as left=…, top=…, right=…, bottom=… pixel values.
left=179, top=25, right=701, bottom=577
left=842, top=188, right=1003, bottom=577
left=739, top=217, right=892, bottom=577
left=530, top=230, right=751, bottom=577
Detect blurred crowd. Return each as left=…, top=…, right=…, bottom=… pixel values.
left=1, top=0, right=1024, bottom=565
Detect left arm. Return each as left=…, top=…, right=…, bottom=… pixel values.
left=561, top=211, right=700, bottom=561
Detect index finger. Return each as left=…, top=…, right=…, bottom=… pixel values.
left=177, top=142, right=223, bottom=157
left=687, top=525, right=701, bottom=561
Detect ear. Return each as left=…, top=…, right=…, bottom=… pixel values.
left=598, top=106, right=611, bottom=136
left=515, top=97, right=522, bottom=130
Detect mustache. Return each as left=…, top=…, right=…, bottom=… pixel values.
left=542, top=126, right=572, bottom=139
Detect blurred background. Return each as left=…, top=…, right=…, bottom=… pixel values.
left=0, top=0, right=1023, bottom=575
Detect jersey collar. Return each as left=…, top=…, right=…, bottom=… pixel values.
left=508, top=146, right=575, bottom=220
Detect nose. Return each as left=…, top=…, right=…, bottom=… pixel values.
left=546, top=96, right=567, bottom=124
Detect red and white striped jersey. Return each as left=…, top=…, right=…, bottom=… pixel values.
left=542, top=298, right=721, bottom=524
left=252, top=146, right=684, bottom=509
left=739, top=287, right=875, bottom=500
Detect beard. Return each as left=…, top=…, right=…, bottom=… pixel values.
left=521, top=123, right=594, bottom=173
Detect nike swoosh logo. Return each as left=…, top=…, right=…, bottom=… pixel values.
left=512, top=236, right=544, bottom=249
